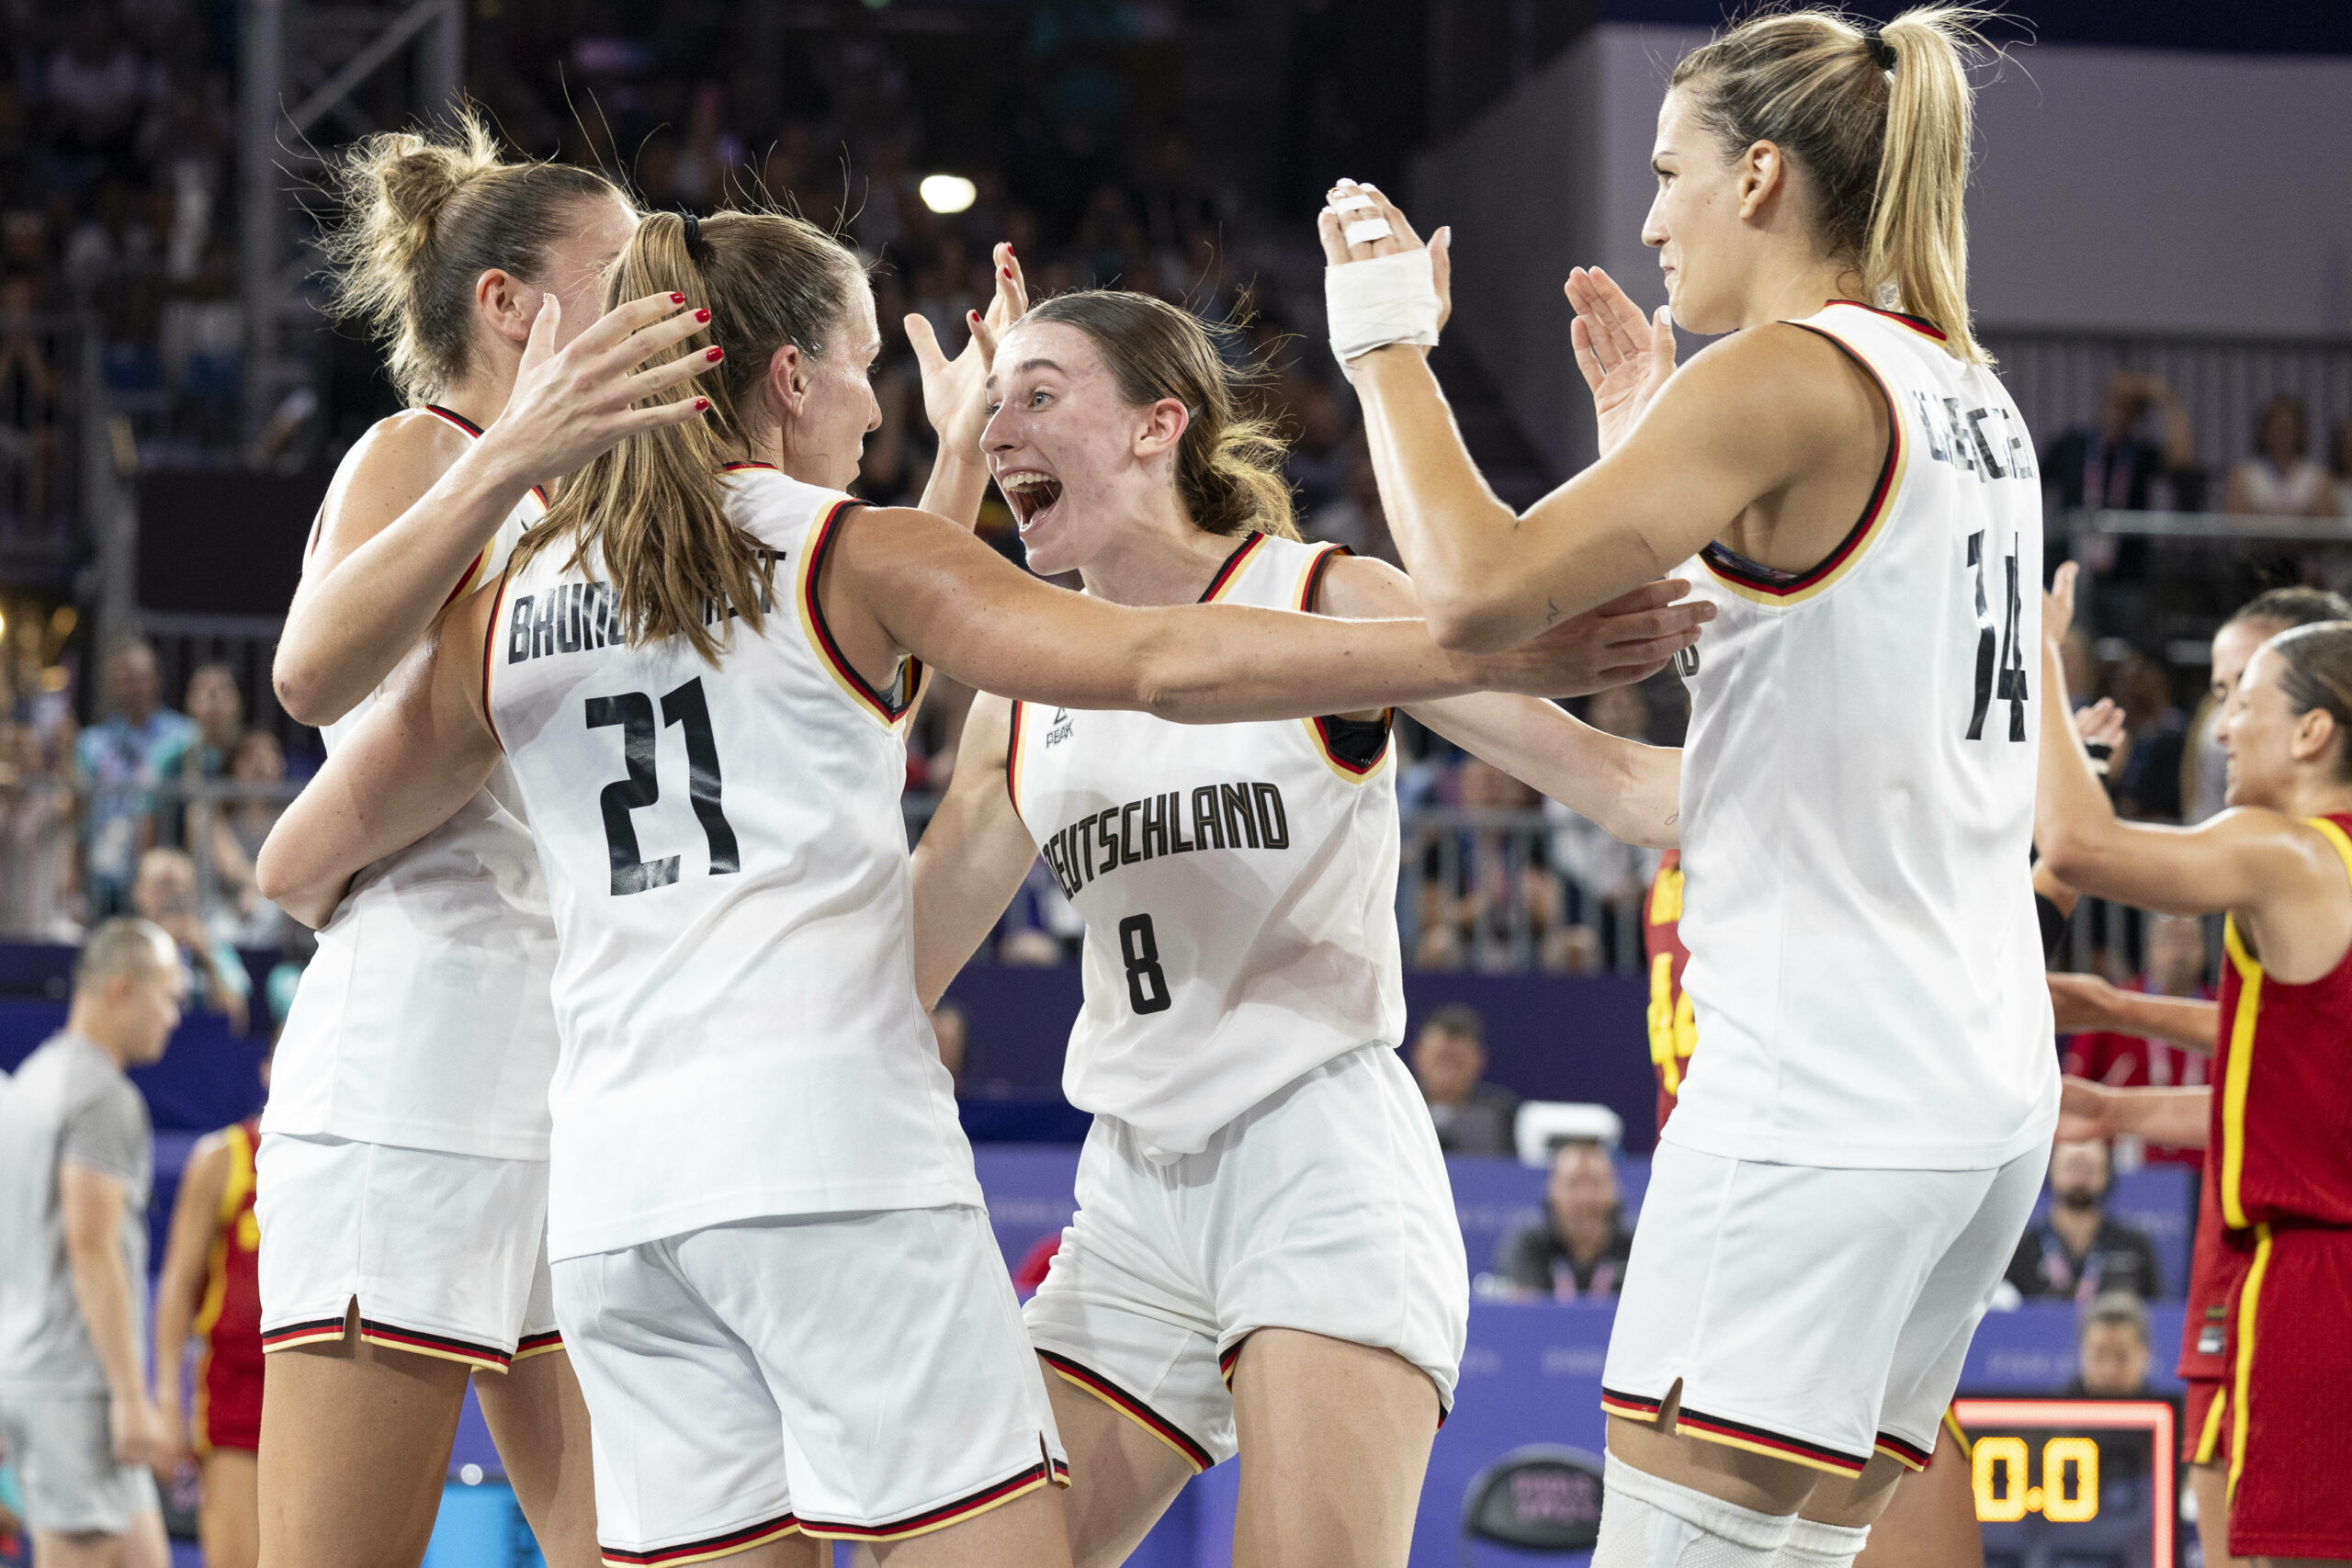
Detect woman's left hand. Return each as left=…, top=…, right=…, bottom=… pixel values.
left=1317, top=180, right=1453, bottom=335
left=908, top=242, right=1028, bottom=461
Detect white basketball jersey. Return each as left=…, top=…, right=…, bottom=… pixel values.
left=266, top=406, right=560, bottom=1161
left=1668, top=302, right=2058, bottom=1170
left=487, top=466, right=979, bottom=1260
left=1007, top=533, right=1407, bottom=1161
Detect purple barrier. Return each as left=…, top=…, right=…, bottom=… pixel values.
left=944, top=965, right=1661, bottom=1151
left=2, top=1000, right=268, bottom=1133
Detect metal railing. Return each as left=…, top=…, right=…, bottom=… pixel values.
left=2, top=779, right=2160, bottom=983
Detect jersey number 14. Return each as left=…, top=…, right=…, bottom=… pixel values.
left=1966, top=530, right=2030, bottom=742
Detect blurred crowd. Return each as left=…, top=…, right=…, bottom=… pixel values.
left=4, top=4, right=2352, bottom=985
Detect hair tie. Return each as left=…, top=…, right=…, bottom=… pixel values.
left=1860, top=25, right=1897, bottom=71
left=681, top=212, right=706, bottom=254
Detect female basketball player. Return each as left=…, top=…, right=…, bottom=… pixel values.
left=2039, top=569, right=2352, bottom=1568
left=256, top=114, right=672, bottom=1568
left=1323, top=11, right=2052, bottom=1566
left=252, top=208, right=1614, bottom=1568
left=904, top=288, right=1699, bottom=1568
left=153, top=1116, right=264, bottom=1568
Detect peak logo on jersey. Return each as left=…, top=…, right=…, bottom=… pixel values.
left=1040, top=780, right=1289, bottom=898
left=506, top=555, right=782, bottom=666
left=1912, top=392, right=2034, bottom=483
left=1045, top=709, right=1074, bottom=747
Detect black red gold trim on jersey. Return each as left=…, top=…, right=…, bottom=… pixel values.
left=794, top=497, right=925, bottom=728
left=1599, top=1387, right=1869, bottom=1477
left=356, top=1318, right=517, bottom=1371
left=515, top=1329, right=566, bottom=1360
left=1873, top=1430, right=1934, bottom=1472
left=1828, top=299, right=1948, bottom=343
left=1698, top=323, right=1902, bottom=608
left=418, top=404, right=547, bottom=607
left=600, top=1510, right=802, bottom=1566
left=1005, top=698, right=1029, bottom=826
left=482, top=568, right=512, bottom=752
left=798, top=1454, right=1070, bottom=1541
left=422, top=403, right=552, bottom=506
left=1039, top=1350, right=1215, bottom=1472
left=1297, top=543, right=1394, bottom=781
left=259, top=1316, right=348, bottom=1353
left=1199, top=532, right=1268, bottom=603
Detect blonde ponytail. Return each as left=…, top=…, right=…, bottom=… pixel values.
left=516, top=209, right=868, bottom=663
left=321, top=106, right=628, bottom=402
left=1669, top=6, right=1996, bottom=363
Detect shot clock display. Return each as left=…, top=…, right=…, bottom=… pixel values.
left=1953, top=1399, right=2177, bottom=1567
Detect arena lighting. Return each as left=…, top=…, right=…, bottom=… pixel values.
left=919, top=175, right=978, bottom=215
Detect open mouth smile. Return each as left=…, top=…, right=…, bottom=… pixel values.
left=999, top=469, right=1066, bottom=534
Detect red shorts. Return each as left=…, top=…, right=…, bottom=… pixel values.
left=2181, top=1377, right=2231, bottom=1468
left=198, top=1339, right=265, bottom=1455
left=2225, top=1224, right=2352, bottom=1560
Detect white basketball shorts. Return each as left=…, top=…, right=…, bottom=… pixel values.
left=1025, top=1042, right=1467, bottom=1471
left=1600, top=1140, right=2047, bottom=1476
left=0, top=1391, right=162, bottom=1534
left=254, top=1133, right=560, bottom=1371
left=554, top=1204, right=1067, bottom=1562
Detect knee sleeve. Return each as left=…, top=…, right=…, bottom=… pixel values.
left=1775, top=1517, right=1871, bottom=1567
left=1592, top=1454, right=1799, bottom=1568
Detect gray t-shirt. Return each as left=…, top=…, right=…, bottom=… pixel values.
left=0, top=1032, right=152, bottom=1392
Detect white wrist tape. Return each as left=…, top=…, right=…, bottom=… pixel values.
left=1326, top=247, right=1442, bottom=367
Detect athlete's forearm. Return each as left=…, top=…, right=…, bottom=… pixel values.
left=275, top=441, right=537, bottom=728
left=916, top=450, right=992, bottom=532
left=1351, top=349, right=1548, bottom=650
left=1414, top=692, right=1680, bottom=849
left=1130, top=610, right=1503, bottom=725
left=2109, top=993, right=2221, bottom=1055
left=2106, top=1086, right=2211, bottom=1149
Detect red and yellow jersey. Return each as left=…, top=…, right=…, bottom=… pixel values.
left=194, top=1118, right=265, bottom=1454
left=1644, top=851, right=1696, bottom=1134
left=2211, top=813, right=2352, bottom=1233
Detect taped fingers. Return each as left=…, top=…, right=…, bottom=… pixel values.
left=1325, top=248, right=1443, bottom=367
left=1344, top=217, right=1396, bottom=246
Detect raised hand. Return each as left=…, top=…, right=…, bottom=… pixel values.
left=909, top=242, right=1028, bottom=460
left=477, top=291, right=718, bottom=489
left=2043, top=559, right=2082, bottom=643
left=1566, top=266, right=1675, bottom=456
left=1317, top=179, right=1453, bottom=336
left=1469, top=577, right=1715, bottom=697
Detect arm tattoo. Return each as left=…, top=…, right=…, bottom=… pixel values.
left=1545, top=597, right=1562, bottom=626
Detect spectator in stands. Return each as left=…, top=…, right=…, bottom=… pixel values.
left=200, top=730, right=289, bottom=950
left=1410, top=1003, right=1520, bottom=1156
left=2042, top=371, right=2201, bottom=517
left=181, top=664, right=241, bottom=783
left=929, top=998, right=968, bottom=1097
left=0, top=716, right=82, bottom=942
left=1418, top=759, right=1574, bottom=972
left=2331, top=415, right=2352, bottom=519
left=0, top=918, right=187, bottom=1568
left=2065, top=1293, right=2154, bottom=1399
left=130, top=848, right=247, bottom=1034
left=2105, top=649, right=2187, bottom=821
left=75, top=640, right=197, bottom=919
left=1492, top=1140, right=1634, bottom=1300
left=2224, top=393, right=2335, bottom=518
left=2005, top=1139, right=2163, bottom=1302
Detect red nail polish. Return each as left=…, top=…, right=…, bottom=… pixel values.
left=706, top=345, right=725, bottom=362
left=670, top=292, right=685, bottom=305
left=1002, top=267, right=1013, bottom=278
left=695, top=397, right=710, bottom=412
left=695, top=308, right=712, bottom=323
left=969, top=310, right=980, bottom=322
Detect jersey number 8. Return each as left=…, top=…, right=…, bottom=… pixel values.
left=1117, top=914, right=1172, bottom=1015
left=585, top=676, right=741, bottom=896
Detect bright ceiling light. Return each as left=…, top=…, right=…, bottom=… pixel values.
left=919, top=175, right=977, bottom=215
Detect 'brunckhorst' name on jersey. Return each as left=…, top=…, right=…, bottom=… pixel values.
left=1040, top=781, right=1290, bottom=899
left=504, top=555, right=780, bottom=667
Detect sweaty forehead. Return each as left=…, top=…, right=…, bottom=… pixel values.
left=996, top=321, right=1102, bottom=381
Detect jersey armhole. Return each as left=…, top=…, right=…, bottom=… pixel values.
left=1697, top=322, right=1901, bottom=604
left=797, top=500, right=925, bottom=728
left=481, top=566, right=514, bottom=753
left=1004, top=699, right=1026, bottom=827
left=1299, top=544, right=1393, bottom=776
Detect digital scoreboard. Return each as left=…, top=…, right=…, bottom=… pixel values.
left=1954, top=1398, right=2177, bottom=1566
